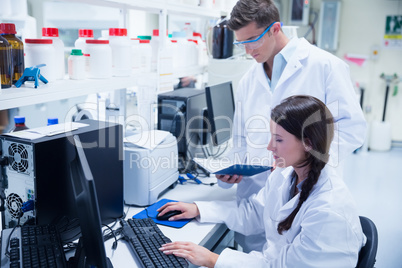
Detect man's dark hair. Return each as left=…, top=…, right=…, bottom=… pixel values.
left=228, top=0, right=280, bottom=31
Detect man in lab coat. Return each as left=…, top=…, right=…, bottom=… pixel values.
left=215, top=0, right=367, bottom=253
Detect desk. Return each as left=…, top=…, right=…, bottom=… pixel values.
left=104, top=176, right=237, bottom=267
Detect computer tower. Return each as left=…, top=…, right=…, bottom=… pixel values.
left=157, top=88, right=206, bottom=163
left=0, top=119, right=124, bottom=229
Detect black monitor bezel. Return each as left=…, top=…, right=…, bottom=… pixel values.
left=205, top=81, right=235, bottom=146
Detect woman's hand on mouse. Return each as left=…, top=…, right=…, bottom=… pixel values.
left=157, top=202, right=199, bottom=221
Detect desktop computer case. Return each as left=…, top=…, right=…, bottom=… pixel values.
left=0, top=119, right=124, bottom=229
left=157, top=88, right=206, bottom=161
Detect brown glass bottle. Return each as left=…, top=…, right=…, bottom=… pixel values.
left=0, top=34, right=12, bottom=88
left=0, top=23, right=24, bottom=84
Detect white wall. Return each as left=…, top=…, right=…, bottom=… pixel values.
left=334, top=0, right=402, bottom=141
left=299, top=0, right=402, bottom=141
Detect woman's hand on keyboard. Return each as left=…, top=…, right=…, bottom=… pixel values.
left=160, top=241, right=218, bottom=268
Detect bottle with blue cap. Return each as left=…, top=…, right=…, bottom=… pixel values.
left=47, top=118, right=58, bottom=126
left=10, top=116, right=29, bottom=132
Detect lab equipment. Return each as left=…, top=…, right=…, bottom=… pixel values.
left=67, top=135, right=112, bottom=267
left=47, top=117, right=58, bottom=125
left=0, top=23, right=24, bottom=84
left=289, top=0, right=310, bottom=26
left=24, top=39, right=56, bottom=82
left=123, top=131, right=179, bottom=206
left=14, top=64, right=48, bottom=88
left=85, top=39, right=112, bottom=79
left=0, top=34, right=12, bottom=88
left=317, top=0, right=341, bottom=52
left=204, top=81, right=235, bottom=146
left=212, top=16, right=234, bottom=59
left=130, top=38, right=141, bottom=74
left=109, top=28, right=131, bottom=77
left=9, top=116, right=29, bottom=132
left=120, top=218, right=189, bottom=267
left=157, top=88, right=206, bottom=166
left=68, top=49, right=85, bottom=80
left=138, top=39, right=152, bottom=73
left=74, top=29, right=94, bottom=54
left=0, top=119, right=123, bottom=231
left=0, top=225, right=68, bottom=267
left=42, top=27, right=65, bottom=79
left=156, top=210, right=182, bottom=221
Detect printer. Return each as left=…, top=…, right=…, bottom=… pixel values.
left=123, top=130, right=179, bottom=206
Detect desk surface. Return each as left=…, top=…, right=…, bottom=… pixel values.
left=105, top=176, right=237, bottom=267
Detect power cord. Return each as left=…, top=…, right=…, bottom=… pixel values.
left=102, top=224, right=118, bottom=250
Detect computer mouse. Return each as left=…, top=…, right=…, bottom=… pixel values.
left=156, top=210, right=182, bottom=221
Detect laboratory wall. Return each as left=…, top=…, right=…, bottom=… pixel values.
left=301, top=0, right=402, bottom=142
left=335, top=0, right=402, bottom=142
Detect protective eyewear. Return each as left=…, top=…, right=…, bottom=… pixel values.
left=233, top=22, right=282, bottom=50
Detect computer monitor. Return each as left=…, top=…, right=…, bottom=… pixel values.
left=68, top=135, right=113, bottom=268
left=205, top=81, right=235, bottom=146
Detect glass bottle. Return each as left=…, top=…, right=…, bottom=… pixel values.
left=0, top=23, right=24, bottom=84
left=10, top=116, right=29, bottom=132
left=0, top=34, right=12, bottom=88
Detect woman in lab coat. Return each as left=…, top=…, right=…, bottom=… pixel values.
left=158, top=95, right=366, bottom=268
left=215, top=0, right=366, bottom=253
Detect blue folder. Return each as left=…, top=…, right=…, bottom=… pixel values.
left=213, top=164, right=272, bottom=176
left=132, top=198, right=192, bottom=228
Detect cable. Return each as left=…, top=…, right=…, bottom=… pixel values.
left=5, top=224, right=19, bottom=258
left=102, top=224, right=118, bottom=250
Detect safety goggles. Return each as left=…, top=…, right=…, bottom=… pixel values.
left=233, top=22, right=282, bottom=50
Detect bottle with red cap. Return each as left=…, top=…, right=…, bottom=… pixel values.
left=42, top=27, right=65, bottom=80
left=24, top=39, right=56, bottom=82
left=0, top=23, right=24, bottom=84
left=109, top=28, right=131, bottom=77
left=0, top=33, right=12, bottom=88
left=74, top=29, right=94, bottom=54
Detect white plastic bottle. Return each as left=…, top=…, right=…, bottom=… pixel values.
left=68, top=49, right=85, bottom=80
left=138, top=40, right=152, bottom=73
left=187, top=39, right=198, bottom=66
left=172, top=31, right=188, bottom=69
left=85, top=39, right=112, bottom=79
left=109, top=28, right=131, bottom=77
left=24, top=38, right=57, bottom=82
left=74, top=29, right=94, bottom=55
left=193, top=32, right=208, bottom=67
left=42, top=27, right=65, bottom=80
left=150, top=29, right=161, bottom=72
left=131, top=38, right=141, bottom=75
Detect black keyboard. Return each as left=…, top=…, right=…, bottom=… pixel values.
left=120, top=218, right=189, bottom=268
left=0, top=225, right=67, bottom=268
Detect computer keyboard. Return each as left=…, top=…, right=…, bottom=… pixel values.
left=0, top=224, right=67, bottom=268
left=120, top=218, right=189, bottom=268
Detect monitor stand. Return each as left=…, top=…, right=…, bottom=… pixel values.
left=68, top=239, right=113, bottom=268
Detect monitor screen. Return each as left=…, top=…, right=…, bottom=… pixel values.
left=205, top=81, right=235, bottom=146
left=69, top=135, right=112, bottom=267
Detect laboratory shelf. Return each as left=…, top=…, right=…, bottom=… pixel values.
left=68, top=0, right=222, bottom=17
left=0, top=76, right=138, bottom=110
left=173, top=65, right=207, bottom=79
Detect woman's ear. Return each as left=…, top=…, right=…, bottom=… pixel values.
left=303, top=138, right=312, bottom=152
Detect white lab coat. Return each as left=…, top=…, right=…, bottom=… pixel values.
left=219, top=38, right=367, bottom=252
left=196, top=166, right=366, bottom=268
